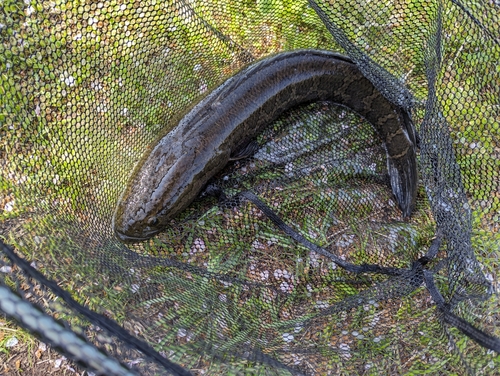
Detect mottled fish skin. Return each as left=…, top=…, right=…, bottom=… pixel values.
left=114, top=49, right=418, bottom=242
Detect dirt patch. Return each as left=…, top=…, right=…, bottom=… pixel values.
left=0, top=318, right=87, bottom=376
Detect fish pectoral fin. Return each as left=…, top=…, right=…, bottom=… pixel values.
left=229, top=140, right=260, bottom=161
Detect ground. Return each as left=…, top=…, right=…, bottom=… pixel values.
left=0, top=317, right=87, bottom=376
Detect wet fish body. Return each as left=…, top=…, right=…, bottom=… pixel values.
left=114, top=49, right=418, bottom=242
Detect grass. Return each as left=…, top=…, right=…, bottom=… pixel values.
left=133, top=103, right=489, bottom=373
left=1, top=0, right=499, bottom=374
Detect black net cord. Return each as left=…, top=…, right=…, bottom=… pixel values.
left=0, top=281, right=139, bottom=376
left=220, top=187, right=500, bottom=354
left=0, top=240, right=192, bottom=376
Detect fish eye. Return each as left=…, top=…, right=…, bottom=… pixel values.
left=147, top=216, right=158, bottom=226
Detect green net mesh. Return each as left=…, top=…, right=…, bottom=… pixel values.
left=1, top=0, right=499, bottom=374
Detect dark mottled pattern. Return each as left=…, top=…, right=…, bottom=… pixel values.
left=114, top=49, right=418, bottom=242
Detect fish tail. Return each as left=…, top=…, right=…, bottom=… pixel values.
left=387, top=147, right=418, bottom=218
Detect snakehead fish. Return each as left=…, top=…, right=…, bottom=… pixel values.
left=114, top=49, right=418, bottom=242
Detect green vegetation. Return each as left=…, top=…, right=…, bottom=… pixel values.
left=0, top=0, right=498, bottom=374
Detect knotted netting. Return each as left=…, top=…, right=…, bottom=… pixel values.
left=1, top=0, right=499, bottom=374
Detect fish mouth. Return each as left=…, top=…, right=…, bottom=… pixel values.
left=114, top=227, right=161, bottom=243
